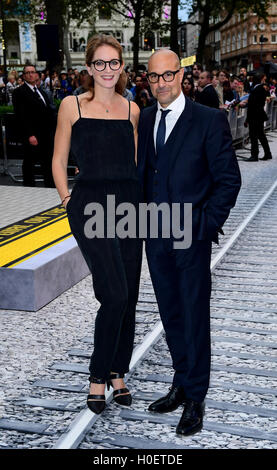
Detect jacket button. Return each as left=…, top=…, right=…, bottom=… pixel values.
left=154, top=169, right=158, bottom=173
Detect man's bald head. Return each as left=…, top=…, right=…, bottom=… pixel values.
left=148, top=49, right=180, bottom=71
left=147, top=49, right=183, bottom=108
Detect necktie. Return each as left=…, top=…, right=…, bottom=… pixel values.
left=156, top=109, right=171, bottom=155
left=33, top=86, right=46, bottom=105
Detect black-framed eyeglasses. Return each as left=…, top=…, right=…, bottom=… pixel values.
left=90, top=59, right=122, bottom=71
left=147, top=69, right=180, bottom=84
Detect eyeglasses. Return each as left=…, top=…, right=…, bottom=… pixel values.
left=91, top=59, right=122, bottom=71
left=24, top=71, right=36, bottom=75
left=147, top=69, right=180, bottom=84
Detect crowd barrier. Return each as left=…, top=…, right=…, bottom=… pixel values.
left=0, top=113, right=76, bottom=183
left=1, top=100, right=277, bottom=182
left=227, top=98, right=277, bottom=146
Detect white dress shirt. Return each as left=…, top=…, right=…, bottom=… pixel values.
left=25, top=81, right=46, bottom=105
left=153, top=91, right=185, bottom=150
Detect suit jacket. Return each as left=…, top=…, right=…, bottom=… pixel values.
left=246, top=84, right=268, bottom=123
left=137, top=97, right=241, bottom=243
left=196, top=84, right=219, bottom=109
left=12, top=82, right=56, bottom=143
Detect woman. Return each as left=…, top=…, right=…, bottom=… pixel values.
left=182, top=75, right=195, bottom=100
left=52, top=34, right=142, bottom=414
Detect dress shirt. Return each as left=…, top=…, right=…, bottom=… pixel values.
left=153, top=91, right=185, bottom=151
left=25, top=81, right=47, bottom=105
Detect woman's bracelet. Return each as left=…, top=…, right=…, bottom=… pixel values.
left=61, top=195, right=71, bottom=204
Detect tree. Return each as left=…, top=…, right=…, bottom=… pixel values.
left=183, top=0, right=273, bottom=64
left=43, top=0, right=98, bottom=70
left=100, top=0, right=170, bottom=72
left=170, top=0, right=180, bottom=56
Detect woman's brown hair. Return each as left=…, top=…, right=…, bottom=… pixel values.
left=85, top=34, right=126, bottom=100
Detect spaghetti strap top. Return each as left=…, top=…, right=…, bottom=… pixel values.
left=70, top=95, right=138, bottom=185
left=75, top=95, right=131, bottom=120
left=76, top=95, right=81, bottom=118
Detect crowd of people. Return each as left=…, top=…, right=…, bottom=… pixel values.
left=0, top=57, right=274, bottom=187
left=1, top=62, right=277, bottom=112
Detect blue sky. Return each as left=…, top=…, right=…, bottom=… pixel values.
left=178, top=4, right=189, bottom=21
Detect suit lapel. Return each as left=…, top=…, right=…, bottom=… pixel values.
left=23, top=82, right=47, bottom=108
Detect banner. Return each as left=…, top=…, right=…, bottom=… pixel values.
left=181, top=55, right=196, bottom=67
left=19, top=22, right=32, bottom=53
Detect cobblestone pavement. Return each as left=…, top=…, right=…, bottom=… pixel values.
left=0, top=134, right=277, bottom=449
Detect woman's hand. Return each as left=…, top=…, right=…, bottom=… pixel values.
left=63, top=196, right=71, bottom=209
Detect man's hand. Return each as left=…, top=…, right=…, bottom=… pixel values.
left=29, top=136, right=38, bottom=146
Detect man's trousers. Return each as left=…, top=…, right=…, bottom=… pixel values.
left=145, top=237, right=212, bottom=403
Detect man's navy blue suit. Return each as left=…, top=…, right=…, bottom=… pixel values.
left=137, top=96, right=241, bottom=402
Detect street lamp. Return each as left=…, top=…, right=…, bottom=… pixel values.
left=260, top=34, right=268, bottom=66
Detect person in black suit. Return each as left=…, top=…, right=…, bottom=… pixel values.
left=137, top=50, right=241, bottom=436
left=12, top=64, right=57, bottom=186
left=244, top=72, right=272, bottom=162
left=195, top=70, right=219, bottom=108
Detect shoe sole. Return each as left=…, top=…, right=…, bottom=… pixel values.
left=176, top=423, right=203, bottom=436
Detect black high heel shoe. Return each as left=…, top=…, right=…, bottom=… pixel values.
left=107, top=373, right=132, bottom=406
left=87, top=376, right=106, bottom=414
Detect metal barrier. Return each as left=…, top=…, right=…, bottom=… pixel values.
left=227, top=98, right=277, bottom=146
left=0, top=114, right=76, bottom=183
left=1, top=101, right=277, bottom=182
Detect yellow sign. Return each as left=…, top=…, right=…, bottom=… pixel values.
left=0, top=205, right=72, bottom=268
left=181, top=55, right=196, bottom=67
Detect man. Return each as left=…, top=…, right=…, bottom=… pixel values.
left=192, top=62, right=203, bottom=88
left=35, top=71, right=56, bottom=110
left=239, top=67, right=251, bottom=93
left=130, top=75, right=143, bottom=100
left=73, top=69, right=90, bottom=96
left=137, top=50, right=241, bottom=436
left=230, top=75, right=240, bottom=101
left=244, top=72, right=272, bottom=162
left=215, top=69, right=229, bottom=106
left=12, top=64, right=56, bottom=186
left=195, top=70, right=219, bottom=108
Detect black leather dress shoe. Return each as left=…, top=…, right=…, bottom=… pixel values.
left=245, top=156, right=258, bottom=162
left=148, top=386, right=186, bottom=413
left=259, top=155, right=272, bottom=160
left=176, top=399, right=205, bottom=436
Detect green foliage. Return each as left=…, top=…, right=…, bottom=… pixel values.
left=0, top=105, right=14, bottom=116
left=54, top=98, right=62, bottom=108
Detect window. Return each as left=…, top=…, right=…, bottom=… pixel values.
left=259, top=23, right=265, bottom=31
left=232, top=33, right=236, bottom=50
left=252, top=23, right=257, bottom=31
left=272, top=34, right=277, bottom=43
left=227, top=34, right=230, bottom=52
left=243, top=28, right=247, bottom=47
left=215, top=30, right=220, bottom=42
left=253, top=35, right=257, bottom=44
left=237, top=30, right=241, bottom=48
left=271, top=23, right=277, bottom=31
left=222, top=36, right=226, bottom=54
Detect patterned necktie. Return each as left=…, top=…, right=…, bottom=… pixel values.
left=33, top=86, right=46, bottom=106
left=156, top=109, right=171, bottom=155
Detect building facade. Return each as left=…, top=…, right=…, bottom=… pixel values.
left=220, top=4, right=277, bottom=72
left=186, top=10, right=201, bottom=57
left=0, top=3, right=171, bottom=72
